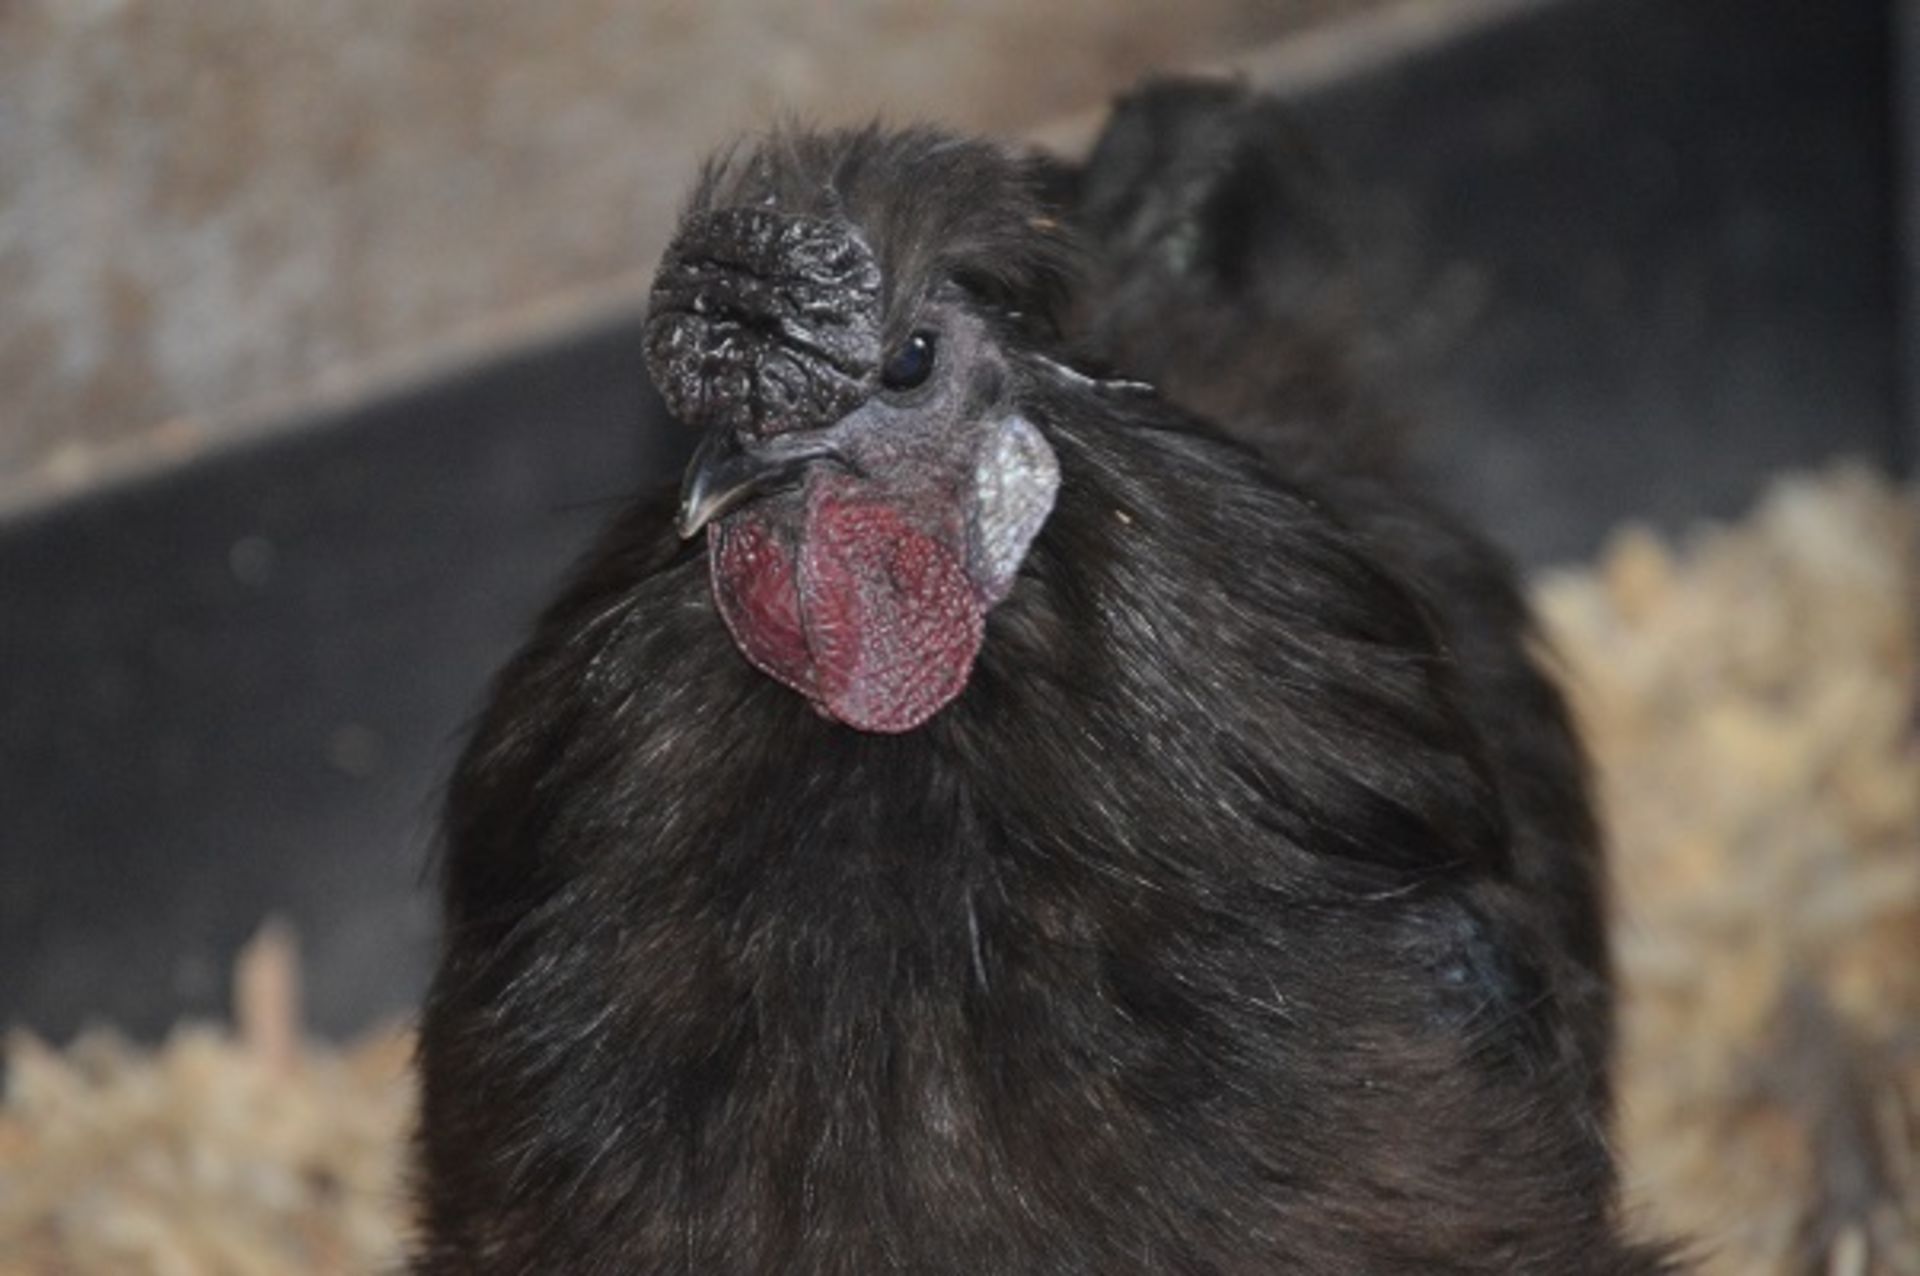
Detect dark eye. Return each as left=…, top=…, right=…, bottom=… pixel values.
left=880, top=331, right=937, bottom=391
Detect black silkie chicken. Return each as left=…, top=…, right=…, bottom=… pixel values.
left=417, top=87, right=1671, bottom=1274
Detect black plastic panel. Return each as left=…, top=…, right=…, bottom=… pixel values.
left=1293, top=0, right=1898, bottom=557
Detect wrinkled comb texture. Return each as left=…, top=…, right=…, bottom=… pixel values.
left=645, top=208, right=883, bottom=436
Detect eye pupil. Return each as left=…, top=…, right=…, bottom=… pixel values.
left=881, top=332, right=936, bottom=390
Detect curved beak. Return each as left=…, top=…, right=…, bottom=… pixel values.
left=676, top=429, right=845, bottom=539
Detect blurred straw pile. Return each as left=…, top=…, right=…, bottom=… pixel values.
left=0, top=926, right=413, bottom=1273
left=1536, top=462, right=1920, bottom=1273
left=2, top=462, right=1915, bottom=1274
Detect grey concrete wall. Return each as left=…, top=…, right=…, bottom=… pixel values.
left=0, top=0, right=1376, bottom=500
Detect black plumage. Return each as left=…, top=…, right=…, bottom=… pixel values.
left=416, top=88, right=1671, bottom=1274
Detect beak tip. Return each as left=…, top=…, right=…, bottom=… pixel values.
left=675, top=427, right=837, bottom=541
left=674, top=494, right=707, bottom=540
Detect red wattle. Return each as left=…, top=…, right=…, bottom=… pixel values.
left=711, top=513, right=816, bottom=698
left=799, top=494, right=983, bottom=733
left=708, top=486, right=985, bottom=734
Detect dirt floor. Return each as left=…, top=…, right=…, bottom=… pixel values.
left=0, top=0, right=1381, bottom=500
left=2, top=461, right=1914, bottom=1275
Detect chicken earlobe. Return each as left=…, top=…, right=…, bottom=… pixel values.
left=965, top=413, right=1060, bottom=604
